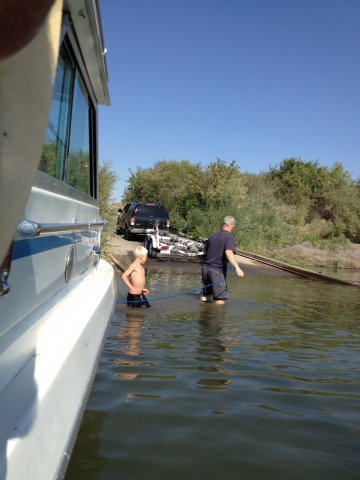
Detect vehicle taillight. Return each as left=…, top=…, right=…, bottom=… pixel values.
left=130, top=217, right=135, bottom=226
left=166, top=220, right=170, bottom=228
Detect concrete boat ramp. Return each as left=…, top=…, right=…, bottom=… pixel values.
left=107, top=233, right=358, bottom=286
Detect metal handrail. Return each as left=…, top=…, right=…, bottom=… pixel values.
left=17, top=220, right=108, bottom=238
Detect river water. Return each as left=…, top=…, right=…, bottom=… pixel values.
left=65, top=259, right=360, bottom=480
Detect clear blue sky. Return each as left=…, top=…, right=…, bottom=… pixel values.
left=98, top=0, right=360, bottom=200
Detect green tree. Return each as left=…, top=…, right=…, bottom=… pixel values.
left=99, top=160, right=118, bottom=218
left=320, top=164, right=360, bottom=241
left=124, top=160, right=203, bottom=208
left=267, top=158, right=360, bottom=243
left=123, top=158, right=247, bottom=234
left=120, top=156, right=359, bottom=250
left=268, top=158, right=321, bottom=216
left=197, top=158, right=247, bottom=211
left=237, top=173, right=301, bottom=252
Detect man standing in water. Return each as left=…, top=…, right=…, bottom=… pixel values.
left=201, top=216, right=244, bottom=304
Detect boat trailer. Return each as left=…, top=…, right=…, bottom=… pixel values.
left=143, top=221, right=206, bottom=258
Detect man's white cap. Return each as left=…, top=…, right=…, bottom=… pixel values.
left=223, top=216, right=236, bottom=226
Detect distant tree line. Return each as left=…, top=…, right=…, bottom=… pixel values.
left=119, top=158, right=360, bottom=254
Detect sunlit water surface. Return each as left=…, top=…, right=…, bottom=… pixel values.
left=65, top=261, right=360, bottom=480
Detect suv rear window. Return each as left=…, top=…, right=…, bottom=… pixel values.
left=135, top=205, right=168, bottom=217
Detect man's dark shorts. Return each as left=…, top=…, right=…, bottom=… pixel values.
left=201, top=265, right=228, bottom=300
left=127, top=293, right=151, bottom=308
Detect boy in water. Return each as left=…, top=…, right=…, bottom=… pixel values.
left=121, top=245, right=151, bottom=308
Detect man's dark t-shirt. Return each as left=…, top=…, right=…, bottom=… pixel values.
left=203, top=230, right=236, bottom=274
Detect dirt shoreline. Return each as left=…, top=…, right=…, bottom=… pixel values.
left=105, top=232, right=359, bottom=286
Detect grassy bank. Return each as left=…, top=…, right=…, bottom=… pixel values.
left=273, top=242, right=360, bottom=271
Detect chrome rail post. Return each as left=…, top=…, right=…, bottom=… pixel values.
left=16, top=219, right=108, bottom=237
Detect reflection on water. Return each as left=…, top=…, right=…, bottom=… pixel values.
left=196, top=308, right=232, bottom=390
left=66, top=264, right=360, bottom=480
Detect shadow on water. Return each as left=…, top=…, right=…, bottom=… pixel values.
left=64, top=410, right=108, bottom=480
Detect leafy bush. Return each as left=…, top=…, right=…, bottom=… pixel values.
left=119, top=158, right=359, bottom=257
left=301, top=218, right=335, bottom=244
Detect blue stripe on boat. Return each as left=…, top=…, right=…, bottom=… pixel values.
left=12, top=235, right=76, bottom=260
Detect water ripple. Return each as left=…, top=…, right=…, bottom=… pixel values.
left=66, top=267, right=360, bottom=480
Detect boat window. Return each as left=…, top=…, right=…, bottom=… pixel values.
left=39, top=46, right=73, bottom=181
left=66, top=71, right=91, bottom=194
left=39, top=37, right=96, bottom=197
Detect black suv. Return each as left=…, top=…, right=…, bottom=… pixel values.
left=116, top=202, right=170, bottom=239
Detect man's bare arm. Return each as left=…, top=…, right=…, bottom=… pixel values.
left=225, top=250, right=244, bottom=277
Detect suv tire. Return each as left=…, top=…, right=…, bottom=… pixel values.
left=124, top=225, right=132, bottom=240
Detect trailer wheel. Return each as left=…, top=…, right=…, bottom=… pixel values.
left=147, top=238, right=158, bottom=258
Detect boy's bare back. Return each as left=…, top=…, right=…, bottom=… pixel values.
left=121, top=246, right=149, bottom=296
left=126, top=261, right=145, bottom=294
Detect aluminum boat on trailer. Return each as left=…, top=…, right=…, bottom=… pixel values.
left=0, top=1, right=116, bottom=478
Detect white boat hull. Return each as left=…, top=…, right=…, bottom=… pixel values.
left=1, top=258, right=115, bottom=479
left=0, top=1, right=115, bottom=477
left=0, top=181, right=116, bottom=479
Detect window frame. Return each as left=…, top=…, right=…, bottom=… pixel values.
left=38, top=15, right=99, bottom=200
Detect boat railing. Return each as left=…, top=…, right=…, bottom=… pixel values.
left=16, top=220, right=108, bottom=237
